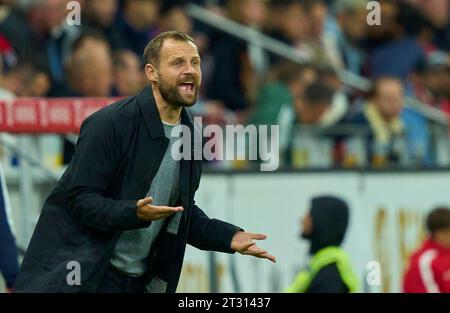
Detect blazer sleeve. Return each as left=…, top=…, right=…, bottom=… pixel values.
left=65, top=112, right=150, bottom=233
left=187, top=201, right=243, bottom=254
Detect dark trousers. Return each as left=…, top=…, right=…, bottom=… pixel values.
left=96, top=266, right=149, bottom=293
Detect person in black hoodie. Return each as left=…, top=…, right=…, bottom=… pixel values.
left=287, top=195, right=359, bottom=293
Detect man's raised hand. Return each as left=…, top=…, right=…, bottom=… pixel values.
left=230, top=231, right=276, bottom=263
left=136, top=197, right=183, bottom=222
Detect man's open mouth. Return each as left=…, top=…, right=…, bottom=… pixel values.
left=179, top=82, right=195, bottom=92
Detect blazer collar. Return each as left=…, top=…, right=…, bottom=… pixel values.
left=137, top=86, right=195, bottom=139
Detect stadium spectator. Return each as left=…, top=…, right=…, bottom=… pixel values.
left=297, top=0, right=342, bottom=69
left=112, top=49, right=145, bottom=97
left=110, top=0, right=161, bottom=57
left=280, top=80, right=335, bottom=165
left=325, top=0, right=368, bottom=75
left=406, top=49, right=449, bottom=166
left=346, top=77, right=409, bottom=167
left=403, top=207, right=450, bottom=293
left=207, top=0, right=268, bottom=118
left=287, top=195, right=359, bottom=293
left=409, top=51, right=450, bottom=119
left=159, top=3, right=193, bottom=35
left=81, top=0, right=119, bottom=48
left=55, top=30, right=113, bottom=164
left=415, top=0, right=450, bottom=51
left=59, top=31, right=113, bottom=98
left=250, top=62, right=317, bottom=126
left=365, top=0, right=426, bottom=80
left=317, top=66, right=350, bottom=127
left=267, top=0, right=310, bottom=65
left=0, top=59, right=52, bottom=170
left=294, top=80, right=335, bottom=125
left=0, top=59, right=50, bottom=97
left=0, top=0, right=76, bottom=87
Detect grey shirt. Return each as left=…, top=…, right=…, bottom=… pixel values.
left=110, top=121, right=181, bottom=277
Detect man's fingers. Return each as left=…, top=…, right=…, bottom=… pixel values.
left=147, top=206, right=184, bottom=220
left=240, top=241, right=256, bottom=251
left=137, top=197, right=153, bottom=207
left=257, top=253, right=277, bottom=263
left=239, top=240, right=268, bottom=253
left=247, top=248, right=276, bottom=263
left=153, top=212, right=175, bottom=220
left=246, top=246, right=268, bottom=256
left=152, top=207, right=184, bottom=220
left=246, top=250, right=268, bottom=257
left=152, top=205, right=184, bottom=213
left=138, top=203, right=184, bottom=221
left=142, top=204, right=183, bottom=213
left=251, top=233, right=267, bottom=240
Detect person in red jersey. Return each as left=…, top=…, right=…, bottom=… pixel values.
left=403, top=207, right=450, bottom=293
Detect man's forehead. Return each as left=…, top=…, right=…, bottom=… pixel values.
left=160, top=39, right=200, bottom=60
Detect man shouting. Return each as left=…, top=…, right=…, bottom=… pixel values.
left=15, top=31, right=275, bottom=293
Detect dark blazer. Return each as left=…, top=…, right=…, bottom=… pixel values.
left=14, top=87, right=242, bottom=293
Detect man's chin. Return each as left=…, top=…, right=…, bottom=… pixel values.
left=180, top=95, right=198, bottom=107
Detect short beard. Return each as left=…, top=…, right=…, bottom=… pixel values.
left=158, top=74, right=198, bottom=108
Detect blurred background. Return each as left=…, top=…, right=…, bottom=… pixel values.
left=0, top=0, right=449, bottom=293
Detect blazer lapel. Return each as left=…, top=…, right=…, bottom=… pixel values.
left=178, top=108, right=197, bottom=224
left=136, top=87, right=197, bottom=224
left=134, top=87, right=169, bottom=196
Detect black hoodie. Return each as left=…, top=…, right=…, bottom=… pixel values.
left=306, top=196, right=349, bottom=255
left=302, top=196, right=350, bottom=293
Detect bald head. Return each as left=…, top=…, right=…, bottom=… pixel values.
left=372, top=77, right=404, bottom=121
left=69, top=39, right=113, bottom=97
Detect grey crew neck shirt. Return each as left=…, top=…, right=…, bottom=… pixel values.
left=110, top=121, right=181, bottom=277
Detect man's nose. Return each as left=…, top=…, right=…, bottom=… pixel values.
left=183, top=63, right=196, bottom=75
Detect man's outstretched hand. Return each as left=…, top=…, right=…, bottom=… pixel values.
left=230, top=231, right=276, bottom=263
left=136, top=197, right=183, bottom=222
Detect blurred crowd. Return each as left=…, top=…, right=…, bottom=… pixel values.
left=0, top=0, right=449, bottom=169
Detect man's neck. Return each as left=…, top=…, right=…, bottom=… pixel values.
left=431, top=234, right=450, bottom=250
left=151, top=84, right=182, bottom=125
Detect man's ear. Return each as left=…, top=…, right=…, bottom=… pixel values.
left=145, top=63, right=158, bottom=83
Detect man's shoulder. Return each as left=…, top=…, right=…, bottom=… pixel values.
left=432, top=248, right=450, bottom=268
left=308, top=262, right=349, bottom=293
left=410, top=242, right=449, bottom=270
